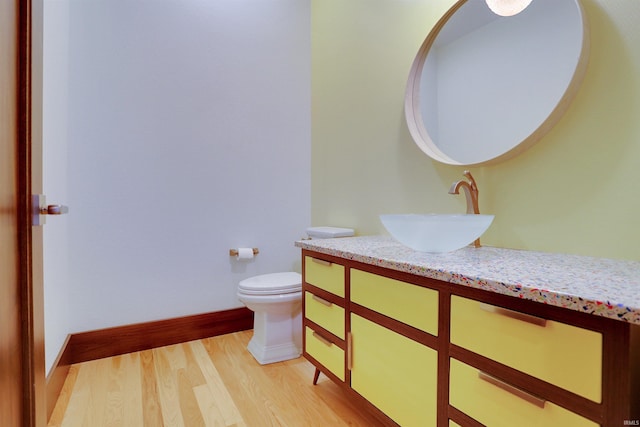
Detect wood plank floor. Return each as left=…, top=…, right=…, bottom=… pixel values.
left=48, top=330, right=384, bottom=427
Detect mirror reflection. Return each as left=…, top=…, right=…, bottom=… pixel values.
left=405, top=0, right=589, bottom=166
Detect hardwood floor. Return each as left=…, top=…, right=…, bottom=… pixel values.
left=48, top=330, right=384, bottom=427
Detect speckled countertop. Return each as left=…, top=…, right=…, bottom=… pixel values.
left=295, top=235, right=640, bottom=325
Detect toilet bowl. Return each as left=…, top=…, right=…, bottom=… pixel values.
left=237, top=272, right=302, bottom=364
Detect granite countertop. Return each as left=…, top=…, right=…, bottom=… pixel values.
left=295, top=235, right=640, bottom=325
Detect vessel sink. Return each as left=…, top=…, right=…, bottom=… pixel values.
left=380, top=214, right=494, bottom=253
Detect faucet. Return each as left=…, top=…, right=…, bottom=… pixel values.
left=449, top=170, right=481, bottom=247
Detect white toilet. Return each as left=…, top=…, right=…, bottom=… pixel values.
left=237, top=226, right=354, bottom=365
left=237, top=272, right=303, bottom=364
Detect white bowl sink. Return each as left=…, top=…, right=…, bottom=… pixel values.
left=380, top=214, right=494, bottom=253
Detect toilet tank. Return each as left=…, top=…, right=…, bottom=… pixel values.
left=306, top=226, right=354, bottom=239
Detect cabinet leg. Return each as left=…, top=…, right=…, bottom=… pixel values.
left=313, top=368, right=321, bottom=385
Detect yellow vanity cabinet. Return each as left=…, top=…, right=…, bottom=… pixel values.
left=349, top=269, right=439, bottom=427
left=450, top=295, right=603, bottom=402
left=303, top=290, right=346, bottom=381
left=304, top=326, right=345, bottom=381
left=299, top=244, right=640, bottom=427
left=302, top=252, right=441, bottom=426
left=304, top=291, right=344, bottom=340
left=350, top=313, right=438, bottom=427
left=449, top=358, right=598, bottom=427
left=449, top=295, right=608, bottom=427
left=350, top=269, right=438, bottom=335
left=304, top=255, right=345, bottom=297
left=302, top=254, right=347, bottom=383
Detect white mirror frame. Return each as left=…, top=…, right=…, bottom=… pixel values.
left=405, top=0, right=590, bottom=166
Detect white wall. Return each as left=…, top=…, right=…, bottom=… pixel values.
left=43, top=0, right=310, bottom=372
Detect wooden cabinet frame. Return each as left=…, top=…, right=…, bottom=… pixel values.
left=301, top=249, right=640, bottom=427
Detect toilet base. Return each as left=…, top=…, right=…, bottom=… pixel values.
left=246, top=309, right=302, bottom=365
left=247, top=338, right=301, bottom=365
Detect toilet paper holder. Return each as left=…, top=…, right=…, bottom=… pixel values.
left=229, top=248, right=259, bottom=256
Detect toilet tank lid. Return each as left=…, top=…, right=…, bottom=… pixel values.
left=306, top=226, right=354, bottom=238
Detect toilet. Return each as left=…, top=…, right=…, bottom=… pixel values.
left=237, top=226, right=354, bottom=365
left=237, top=272, right=302, bottom=364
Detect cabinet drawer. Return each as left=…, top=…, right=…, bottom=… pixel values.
left=450, top=296, right=602, bottom=402
left=304, top=256, right=345, bottom=297
left=305, top=327, right=345, bottom=381
left=351, top=269, right=438, bottom=335
left=304, top=291, right=345, bottom=339
left=351, top=314, right=437, bottom=427
left=450, top=359, right=598, bottom=427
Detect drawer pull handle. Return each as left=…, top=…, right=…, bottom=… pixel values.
left=312, top=295, right=333, bottom=307
left=347, top=332, right=353, bottom=371
left=478, top=371, right=546, bottom=409
left=312, top=332, right=333, bottom=347
left=311, top=258, right=332, bottom=267
left=479, top=303, right=547, bottom=327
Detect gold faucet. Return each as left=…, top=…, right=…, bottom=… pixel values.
left=449, top=170, right=481, bottom=247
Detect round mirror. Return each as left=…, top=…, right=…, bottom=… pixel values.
left=405, top=0, right=589, bottom=166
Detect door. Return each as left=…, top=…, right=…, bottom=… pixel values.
left=0, top=1, right=25, bottom=423
left=1, top=0, right=46, bottom=426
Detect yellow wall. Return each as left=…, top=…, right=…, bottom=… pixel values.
left=311, top=0, right=640, bottom=261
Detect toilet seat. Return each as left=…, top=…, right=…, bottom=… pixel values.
left=238, top=272, right=302, bottom=296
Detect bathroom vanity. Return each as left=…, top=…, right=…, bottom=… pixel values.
left=296, top=236, right=640, bottom=427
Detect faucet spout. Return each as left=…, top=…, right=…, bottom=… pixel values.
left=448, top=170, right=479, bottom=215
left=449, top=181, right=477, bottom=214
left=449, top=170, right=482, bottom=247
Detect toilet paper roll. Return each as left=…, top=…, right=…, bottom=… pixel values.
left=236, top=247, right=254, bottom=260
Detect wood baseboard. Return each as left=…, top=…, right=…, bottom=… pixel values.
left=46, top=307, right=253, bottom=420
